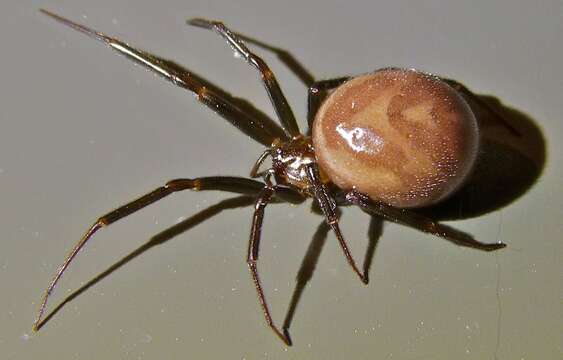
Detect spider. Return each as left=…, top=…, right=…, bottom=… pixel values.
left=35, top=9, right=510, bottom=346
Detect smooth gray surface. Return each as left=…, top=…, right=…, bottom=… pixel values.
left=1, top=0, right=561, bottom=359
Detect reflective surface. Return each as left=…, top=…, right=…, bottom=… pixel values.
left=1, top=1, right=561, bottom=359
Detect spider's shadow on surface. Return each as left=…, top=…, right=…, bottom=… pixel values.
left=36, top=23, right=546, bottom=342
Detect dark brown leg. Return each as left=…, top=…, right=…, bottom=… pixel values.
left=307, top=77, right=350, bottom=129
left=247, top=185, right=291, bottom=345
left=40, top=9, right=286, bottom=146
left=235, top=33, right=316, bottom=88
left=305, top=165, right=368, bottom=284
left=34, top=195, right=257, bottom=331
left=442, top=77, right=520, bottom=136
left=345, top=191, right=507, bottom=251
left=188, top=18, right=301, bottom=138
left=33, top=176, right=302, bottom=331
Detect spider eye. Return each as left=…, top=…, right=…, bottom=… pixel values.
left=312, top=68, right=479, bottom=208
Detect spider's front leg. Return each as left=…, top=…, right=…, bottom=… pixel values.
left=233, top=33, right=315, bottom=88
left=305, top=165, right=368, bottom=284
left=345, top=191, right=506, bottom=251
left=40, top=9, right=287, bottom=147
left=247, top=184, right=292, bottom=346
left=188, top=18, right=301, bottom=138
left=34, top=177, right=303, bottom=331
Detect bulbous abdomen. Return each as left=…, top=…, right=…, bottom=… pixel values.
left=312, top=68, right=478, bottom=208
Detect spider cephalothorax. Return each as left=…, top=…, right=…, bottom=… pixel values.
left=267, top=136, right=319, bottom=192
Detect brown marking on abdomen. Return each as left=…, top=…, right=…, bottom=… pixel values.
left=312, top=68, right=478, bottom=208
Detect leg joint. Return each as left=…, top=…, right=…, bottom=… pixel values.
left=165, top=178, right=199, bottom=191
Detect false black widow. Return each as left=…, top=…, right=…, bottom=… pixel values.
left=35, top=9, right=510, bottom=346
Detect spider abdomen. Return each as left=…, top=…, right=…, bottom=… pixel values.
left=312, top=68, right=479, bottom=208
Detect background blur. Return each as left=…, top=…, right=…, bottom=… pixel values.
left=1, top=1, right=561, bottom=359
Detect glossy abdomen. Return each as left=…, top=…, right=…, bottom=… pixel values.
left=312, top=68, right=478, bottom=208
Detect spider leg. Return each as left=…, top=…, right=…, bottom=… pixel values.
left=33, top=176, right=303, bottom=331
left=188, top=18, right=301, bottom=138
left=305, top=165, right=368, bottom=284
left=40, top=9, right=286, bottom=146
left=234, top=33, right=315, bottom=88
left=35, top=195, right=258, bottom=331
left=247, top=185, right=292, bottom=346
left=442, top=77, right=521, bottom=136
left=307, top=77, right=350, bottom=129
left=345, top=191, right=507, bottom=251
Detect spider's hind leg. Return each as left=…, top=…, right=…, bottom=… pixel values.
left=345, top=191, right=506, bottom=251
